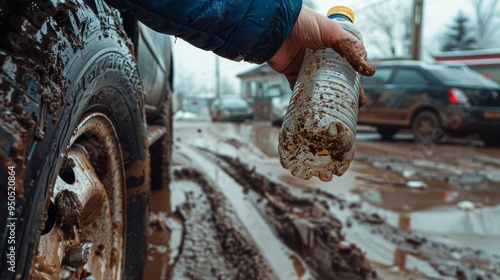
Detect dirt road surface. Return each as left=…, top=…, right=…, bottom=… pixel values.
left=145, top=118, right=500, bottom=280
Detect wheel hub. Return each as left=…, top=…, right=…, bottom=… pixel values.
left=32, top=113, right=126, bottom=280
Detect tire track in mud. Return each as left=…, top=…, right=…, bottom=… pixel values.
left=166, top=167, right=277, bottom=280
left=208, top=152, right=500, bottom=280
left=211, top=154, right=377, bottom=280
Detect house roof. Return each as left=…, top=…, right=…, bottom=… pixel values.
left=433, top=48, right=500, bottom=58
left=432, top=49, right=500, bottom=67
left=237, top=64, right=280, bottom=78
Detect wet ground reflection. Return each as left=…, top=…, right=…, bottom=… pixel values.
left=170, top=119, right=500, bottom=279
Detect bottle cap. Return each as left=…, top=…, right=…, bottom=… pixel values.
left=327, top=6, right=355, bottom=22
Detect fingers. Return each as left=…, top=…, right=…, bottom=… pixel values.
left=298, top=6, right=376, bottom=77
left=332, top=37, right=376, bottom=76
left=268, top=5, right=376, bottom=89
left=268, top=43, right=305, bottom=89
left=359, top=85, right=366, bottom=108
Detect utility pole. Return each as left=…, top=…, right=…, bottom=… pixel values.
left=215, top=56, right=221, bottom=98
left=410, top=0, right=424, bottom=60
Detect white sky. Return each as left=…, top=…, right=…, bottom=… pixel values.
left=171, top=0, right=478, bottom=95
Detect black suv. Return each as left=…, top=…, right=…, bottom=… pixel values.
left=358, top=60, right=500, bottom=146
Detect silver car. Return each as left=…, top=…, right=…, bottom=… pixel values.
left=210, top=97, right=254, bottom=121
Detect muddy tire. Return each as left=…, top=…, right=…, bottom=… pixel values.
left=376, top=126, right=398, bottom=140
left=212, top=111, right=222, bottom=122
left=411, top=111, right=446, bottom=144
left=0, top=1, right=149, bottom=279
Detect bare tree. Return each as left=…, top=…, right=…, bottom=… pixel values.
left=174, top=65, right=207, bottom=96
left=471, top=0, right=500, bottom=48
left=357, top=0, right=412, bottom=58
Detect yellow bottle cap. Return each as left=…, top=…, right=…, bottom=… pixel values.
left=327, top=6, right=355, bottom=22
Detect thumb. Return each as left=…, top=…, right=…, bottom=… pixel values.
left=295, top=6, right=376, bottom=76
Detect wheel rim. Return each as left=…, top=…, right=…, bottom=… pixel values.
left=416, top=116, right=435, bottom=140
left=32, top=112, right=126, bottom=280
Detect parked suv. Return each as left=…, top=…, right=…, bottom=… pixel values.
left=358, top=60, right=500, bottom=146
left=0, top=0, right=173, bottom=279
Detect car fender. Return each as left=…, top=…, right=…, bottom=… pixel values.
left=409, top=105, right=442, bottom=126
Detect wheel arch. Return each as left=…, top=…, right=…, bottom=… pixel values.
left=409, top=105, right=442, bottom=127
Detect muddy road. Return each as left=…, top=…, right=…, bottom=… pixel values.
left=145, top=118, right=500, bottom=280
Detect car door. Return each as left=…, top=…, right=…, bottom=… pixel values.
left=359, top=67, right=394, bottom=124
left=385, top=67, right=431, bottom=125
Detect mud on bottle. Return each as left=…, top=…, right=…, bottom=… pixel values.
left=278, top=6, right=365, bottom=182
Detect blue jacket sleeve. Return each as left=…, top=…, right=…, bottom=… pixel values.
left=104, top=0, right=303, bottom=64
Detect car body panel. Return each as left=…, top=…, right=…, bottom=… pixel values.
left=137, top=22, right=173, bottom=117
left=358, top=61, right=500, bottom=135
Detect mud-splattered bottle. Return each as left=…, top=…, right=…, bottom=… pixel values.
left=278, top=6, right=363, bottom=182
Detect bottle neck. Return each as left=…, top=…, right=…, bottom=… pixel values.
left=328, top=14, right=353, bottom=22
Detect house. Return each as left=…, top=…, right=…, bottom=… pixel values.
left=433, top=48, right=500, bottom=83
left=237, top=64, right=291, bottom=101
left=237, top=64, right=291, bottom=120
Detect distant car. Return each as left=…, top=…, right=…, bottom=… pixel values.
left=210, top=97, right=253, bottom=121
left=358, top=60, right=500, bottom=146
left=271, top=94, right=292, bottom=127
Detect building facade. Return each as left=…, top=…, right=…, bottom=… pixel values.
left=433, top=48, right=500, bottom=83
left=237, top=64, right=291, bottom=120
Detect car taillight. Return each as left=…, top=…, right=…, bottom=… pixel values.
left=448, top=88, right=469, bottom=106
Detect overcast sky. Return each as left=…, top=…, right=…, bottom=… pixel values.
left=171, top=0, right=479, bottom=95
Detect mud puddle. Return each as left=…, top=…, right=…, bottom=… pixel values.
left=170, top=121, right=500, bottom=279
left=210, top=153, right=376, bottom=280
left=174, top=144, right=313, bottom=279
left=147, top=164, right=278, bottom=279
left=207, top=151, right=500, bottom=280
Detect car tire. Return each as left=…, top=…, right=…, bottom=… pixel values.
left=376, top=126, right=398, bottom=140
left=0, top=1, right=149, bottom=279
left=480, top=133, right=500, bottom=147
left=215, top=111, right=223, bottom=122
left=411, top=111, right=446, bottom=144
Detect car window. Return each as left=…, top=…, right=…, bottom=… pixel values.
left=426, top=65, right=499, bottom=87
left=390, top=69, right=428, bottom=85
left=221, top=98, right=248, bottom=107
left=362, top=67, right=393, bottom=85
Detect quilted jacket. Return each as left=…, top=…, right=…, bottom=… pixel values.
left=104, top=0, right=303, bottom=64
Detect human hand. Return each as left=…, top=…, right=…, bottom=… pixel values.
left=267, top=6, right=376, bottom=88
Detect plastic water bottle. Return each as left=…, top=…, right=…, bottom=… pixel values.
left=278, top=6, right=363, bottom=182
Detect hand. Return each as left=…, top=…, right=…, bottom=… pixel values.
left=267, top=6, right=376, bottom=88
